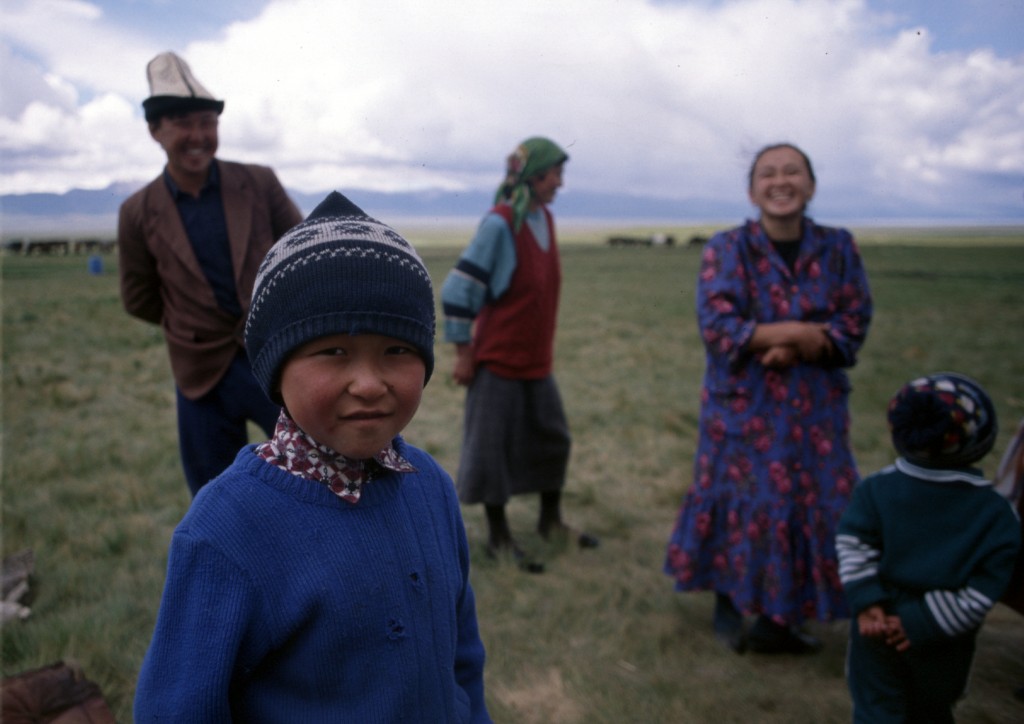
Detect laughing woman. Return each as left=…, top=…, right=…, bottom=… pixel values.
left=664, top=143, right=873, bottom=654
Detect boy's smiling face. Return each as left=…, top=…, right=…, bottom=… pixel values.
left=279, top=333, right=425, bottom=460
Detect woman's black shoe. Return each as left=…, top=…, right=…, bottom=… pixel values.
left=713, top=593, right=747, bottom=654
left=747, top=616, right=822, bottom=654
left=485, top=541, right=545, bottom=574
left=539, top=523, right=600, bottom=549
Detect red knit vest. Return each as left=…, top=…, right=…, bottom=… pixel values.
left=472, top=204, right=561, bottom=379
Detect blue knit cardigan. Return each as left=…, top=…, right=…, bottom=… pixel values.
left=134, top=440, right=490, bottom=723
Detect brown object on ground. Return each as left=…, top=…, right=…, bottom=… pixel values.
left=1, top=660, right=116, bottom=724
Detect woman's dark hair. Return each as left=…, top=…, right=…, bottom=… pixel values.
left=747, top=143, right=816, bottom=190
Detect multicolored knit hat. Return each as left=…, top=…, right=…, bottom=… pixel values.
left=245, top=192, right=435, bottom=404
left=888, top=372, right=997, bottom=468
left=495, top=136, right=569, bottom=232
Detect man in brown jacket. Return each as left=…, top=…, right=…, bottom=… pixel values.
left=118, top=51, right=303, bottom=496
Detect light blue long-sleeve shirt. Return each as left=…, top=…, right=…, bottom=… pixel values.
left=441, top=208, right=550, bottom=344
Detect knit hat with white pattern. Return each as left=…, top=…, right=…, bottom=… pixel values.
left=245, top=191, right=435, bottom=404
left=888, top=372, right=997, bottom=468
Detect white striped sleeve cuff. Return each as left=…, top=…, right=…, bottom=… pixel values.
left=925, top=587, right=993, bottom=636
left=836, top=534, right=880, bottom=584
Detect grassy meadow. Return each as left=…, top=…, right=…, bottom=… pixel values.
left=3, top=225, right=1024, bottom=722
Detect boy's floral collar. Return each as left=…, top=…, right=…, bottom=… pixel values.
left=256, top=410, right=416, bottom=504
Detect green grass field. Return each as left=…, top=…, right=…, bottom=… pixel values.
left=3, top=227, right=1024, bottom=722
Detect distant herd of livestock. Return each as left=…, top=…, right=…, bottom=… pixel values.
left=3, top=237, right=117, bottom=256
left=606, top=233, right=707, bottom=247
left=3, top=232, right=708, bottom=256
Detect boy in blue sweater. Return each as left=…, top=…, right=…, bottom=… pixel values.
left=134, top=192, right=492, bottom=723
left=837, top=372, right=1020, bottom=723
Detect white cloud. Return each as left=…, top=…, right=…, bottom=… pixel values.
left=1, top=0, right=1022, bottom=221
left=1, top=0, right=155, bottom=97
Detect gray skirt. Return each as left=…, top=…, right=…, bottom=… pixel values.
left=456, top=367, right=571, bottom=505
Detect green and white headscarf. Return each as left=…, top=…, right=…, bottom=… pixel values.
left=494, top=137, right=569, bottom=232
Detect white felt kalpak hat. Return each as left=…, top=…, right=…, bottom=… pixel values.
left=142, top=51, right=224, bottom=123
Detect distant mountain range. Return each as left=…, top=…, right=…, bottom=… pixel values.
left=7, top=183, right=1019, bottom=239
left=0, top=183, right=742, bottom=237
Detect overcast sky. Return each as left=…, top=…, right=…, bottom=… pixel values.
left=1, top=0, right=1022, bottom=223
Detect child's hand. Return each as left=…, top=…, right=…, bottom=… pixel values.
left=883, top=615, right=910, bottom=652
left=856, top=605, right=888, bottom=638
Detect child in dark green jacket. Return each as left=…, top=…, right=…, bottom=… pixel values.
left=837, top=373, right=1020, bottom=723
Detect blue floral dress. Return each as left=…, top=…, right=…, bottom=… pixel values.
left=665, top=218, right=873, bottom=625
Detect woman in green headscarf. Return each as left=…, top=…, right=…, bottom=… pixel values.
left=441, top=136, right=597, bottom=573
left=495, top=137, right=570, bottom=232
